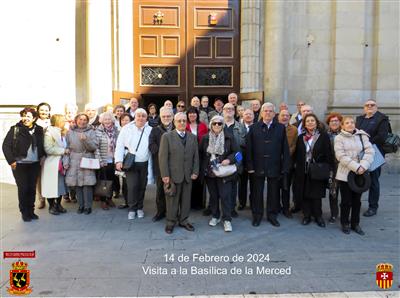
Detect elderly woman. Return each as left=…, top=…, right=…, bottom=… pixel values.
left=334, top=116, right=374, bottom=235
left=2, top=107, right=45, bottom=221
left=199, top=115, right=239, bottom=232
left=41, top=114, right=69, bottom=215
left=326, top=112, right=343, bottom=223
left=293, top=113, right=334, bottom=227
left=85, top=102, right=100, bottom=128
left=95, top=111, right=119, bottom=210
left=64, top=113, right=99, bottom=214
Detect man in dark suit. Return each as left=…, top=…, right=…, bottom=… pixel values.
left=159, top=112, right=200, bottom=234
left=246, top=102, right=290, bottom=227
left=148, top=107, right=175, bottom=222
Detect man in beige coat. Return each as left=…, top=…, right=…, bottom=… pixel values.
left=159, top=112, right=199, bottom=234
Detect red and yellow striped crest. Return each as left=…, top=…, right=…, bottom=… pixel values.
left=376, top=263, right=393, bottom=289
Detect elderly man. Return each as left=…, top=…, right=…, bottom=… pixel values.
left=126, top=97, right=139, bottom=120
left=246, top=102, right=290, bottom=227
left=278, top=109, right=298, bottom=218
left=238, top=109, right=255, bottom=210
left=295, top=104, right=313, bottom=135
left=251, top=100, right=261, bottom=123
left=356, top=99, right=389, bottom=217
left=200, top=96, right=214, bottom=116
left=228, top=92, right=240, bottom=121
left=159, top=112, right=199, bottom=234
left=115, top=108, right=152, bottom=220
left=190, top=96, right=209, bottom=125
left=223, top=102, right=246, bottom=217
left=164, top=100, right=174, bottom=109
left=289, top=100, right=305, bottom=126
left=208, top=98, right=224, bottom=119
left=149, top=107, right=175, bottom=222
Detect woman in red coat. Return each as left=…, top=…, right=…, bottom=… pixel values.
left=186, top=107, right=208, bottom=209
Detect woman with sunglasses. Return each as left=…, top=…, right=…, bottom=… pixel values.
left=199, top=115, right=239, bottom=232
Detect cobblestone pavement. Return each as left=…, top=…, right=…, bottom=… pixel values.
left=0, top=173, right=398, bottom=297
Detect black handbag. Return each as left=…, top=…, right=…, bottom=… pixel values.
left=94, top=169, right=113, bottom=198
left=122, top=128, right=145, bottom=171
left=308, top=161, right=330, bottom=181
left=382, top=123, right=400, bottom=153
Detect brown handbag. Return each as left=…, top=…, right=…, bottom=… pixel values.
left=94, top=169, right=113, bottom=197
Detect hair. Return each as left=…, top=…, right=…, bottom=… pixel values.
left=74, top=113, right=89, bottom=123
left=102, top=103, right=114, bottom=112
left=214, top=97, right=223, bottom=104
left=84, top=102, right=97, bottom=111
left=201, top=96, right=209, bottom=101
left=64, top=103, right=78, bottom=113
left=159, top=106, right=173, bottom=116
left=209, top=115, right=224, bottom=130
left=261, top=102, right=275, bottom=112
left=174, top=112, right=187, bottom=121
left=20, top=107, right=38, bottom=118
left=36, top=102, right=51, bottom=112
left=186, top=106, right=200, bottom=124
left=326, top=112, right=343, bottom=125
left=135, top=108, right=148, bottom=117
left=148, top=103, right=157, bottom=112
left=302, top=113, right=324, bottom=132
left=176, top=100, right=186, bottom=107
left=99, top=111, right=116, bottom=124
left=50, top=114, right=65, bottom=127
left=113, top=104, right=126, bottom=114
left=119, top=113, right=132, bottom=126
left=341, top=115, right=355, bottom=125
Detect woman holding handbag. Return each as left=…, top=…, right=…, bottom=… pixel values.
left=64, top=113, right=99, bottom=214
left=199, top=115, right=239, bottom=232
left=334, top=116, right=374, bottom=235
left=95, top=112, right=119, bottom=210
left=293, top=113, right=334, bottom=227
left=41, top=114, right=69, bottom=215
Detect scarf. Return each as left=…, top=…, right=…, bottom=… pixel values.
left=207, top=131, right=225, bottom=156
left=163, top=122, right=173, bottom=132
left=103, top=124, right=117, bottom=153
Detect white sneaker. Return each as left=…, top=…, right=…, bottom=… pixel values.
left=209, top=217, right=221, bottom=227
left=223, top=221, right=232, bottom=232
left=128, top=211, right=136, bottom=220
left=137, top=209, right=144, bottom=219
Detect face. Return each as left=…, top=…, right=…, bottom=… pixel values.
left=305, top=116, right=317, bottom=132
left=188, top=112, right=197, bottom=123
left=21, top=112, right=35, bottom=127
left=201, top=97, right=209, bottom=107
left=177, top=102, right=186, bottom=112
left=38, top=105, right=50, bottom=120
left=278, top=110, right=290, bottom=125
left=228, top=93, right=238, bottom=105
left=211, top=121, right=223, bottom=134
left=115, top=107, right=124, bottom=118
left=252, top=101, right=260, bottom=112
left=223, top=105, right=235, bottom=119
left=106, top=106, right=114, bottom=113
left=261, top=106, right=275, bottom=122
left=214, top=100, right=223, bottom=111
left=174, top=115, right=187, bottom=131
left=279, top=103, right=288, bottom=111
left=86, top=108, right=97, bottom=119
left=243, top=110, right=254, bottom=123
left=364, top=100, right=377, bottom=115
left=120, top=115, right=131, bottom=127
left=149, top=106, right=156, bottom=114
left=343, top=118, right=355, bottom=133
left=297, top=101, right=305, bottom=112
left=160, top=111, right=173, bottom=126
left=102, top=116, right=113, bottom=127
left=300, top=105, right=312, bottom=117
left=65, top=107, right=77, bottom=121
left=130, top=98, right=139, bottom=110
left=237, top=106, right=244, bottom=117
left=191, top=97, right=200, bottom=108
left=328, top=117, right=341, bottom=132
left=135, top=112, right=147, bottom=128
left=76, top=115, right=88, bottom=128
left=164, top=101, right=173, bottom=108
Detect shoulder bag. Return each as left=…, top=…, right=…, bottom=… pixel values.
left=122, top=128, right=145, bottom=171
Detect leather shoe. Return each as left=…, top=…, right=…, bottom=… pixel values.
left=342, top=225, right=351, bottom=234
left=352, top=225, right=365, bottom=235
left=152, top=213, right=165, bottom=222
left=165, top=225, right=174, bottom=234
left=77, top=207, right=84, bottom=214
left=302, top=217, right=311, bottom=225
left=83, top=208, right=92, bottom=215
left=30, top=212, right=39, bottom=220
left=290, top=207, right=301, bottom=214
left=22, top=215, right=31, bottom=222
left=231, top=210, right=239, bottom=218
left=202, top=208, right=212, bottom=216
left=179, top=223, right=195, bottom=232
left=315, top=217, right=326, bottom=228
left=283, top=210, right=292, bottom=218
left=268, top=218, right=280, bottom=227
left=363, top=209, right=377, bottom=217
left=252, top=218, right=260, bottom=227
left=49, top=206, right=60, bottom=215
left=118, top=204, right=128, bottom=209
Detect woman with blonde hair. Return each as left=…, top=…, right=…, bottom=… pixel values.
left=41, top=114, right=69, bottom=215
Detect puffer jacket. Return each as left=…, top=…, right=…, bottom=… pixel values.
left=64, top=125, right=99, bottom=186
left=95, top=124, right=119, bottom=165
left=334, top=129, right=375, bottom=182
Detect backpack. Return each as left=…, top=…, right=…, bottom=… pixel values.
left=382, top=122, right=400, bottom=154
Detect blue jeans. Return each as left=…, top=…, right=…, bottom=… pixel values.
left=368, top=167, right=381, bottom=210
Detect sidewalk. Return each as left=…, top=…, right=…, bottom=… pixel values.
left=0, top=174, right=398, bottom=297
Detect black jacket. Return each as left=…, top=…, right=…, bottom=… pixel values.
left=148, top=115, right=160, bottom=128
left=2, top=122, right=45, bottom=165
left=199, top=130, right=239, bottom=182
left=149, top=124, right=174, bottom=177
left=246, top=120, right=290, bottom=178
left=293, top=131, right=334, bottom=200
left=356, top=111, right=389, bottom=155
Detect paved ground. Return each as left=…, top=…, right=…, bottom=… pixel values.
left=0, top=173, right=399, bottom=297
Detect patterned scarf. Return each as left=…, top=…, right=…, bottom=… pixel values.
left=207, top=131, right=225, bottom=156
left=103, top=124, right=117, bottom=153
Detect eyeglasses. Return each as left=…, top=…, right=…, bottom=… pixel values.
left=176, top=119, right=187, bottom=123
left=223, top=108, right=234, bottom=111
left=364, top=103, right=376, bottom=107
left=177, top=105, right=185, bottom=108
left=212, top=122, right=223, bottom=126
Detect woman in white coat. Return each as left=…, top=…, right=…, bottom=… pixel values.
left=41, top=114, right=69, bottom=215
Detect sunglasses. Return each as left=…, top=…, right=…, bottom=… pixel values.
left=177, top=105, right=185, bottom=108
left=364, top=104, right=376, bottom=107
left=212, top=122, right=223, bottom=126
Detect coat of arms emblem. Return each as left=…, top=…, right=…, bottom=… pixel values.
left=7, top=261, right=32, bottom=295
left=376, top=263, right=393, bottom=289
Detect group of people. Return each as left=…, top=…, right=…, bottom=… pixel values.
left=2, top=94, right=391, bottom=235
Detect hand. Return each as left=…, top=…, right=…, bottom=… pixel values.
left=64, top=148, right=70, bottom=155
left=248, top=170, right=255, bottom=174
left=64, top=164, right=69, bottom=170
left=221, top=159, right=230, bottom=166
left=357, top=166, right=366, bottom=174
left=79, top=133, right=87, bottom=141
left=162, top=177, right=170, bottom=184
left=116, top=162, right=123, bottom=171
left=191, top=174, right=198, bottom=180
left=10, top=162, right=17, bottom=170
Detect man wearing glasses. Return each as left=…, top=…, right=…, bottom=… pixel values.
left=175, top=101, right=186, bottom=114
left=159, top=112, right=199, bottom=234
left=356, top=99, right=389, bottom=217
